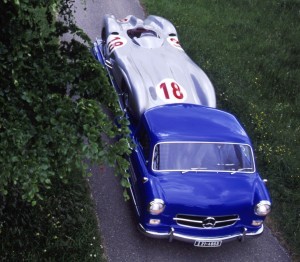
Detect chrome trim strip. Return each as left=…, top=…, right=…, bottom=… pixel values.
left=127, top=178, right=140, bottom=217
left=138, top=224, right=264, bottom=243
left=105, top=60, right=113, bottom=69
left=173, top=218, right=203, bottom=224
left=138, top=224, right=170, bottom=238
left=169, top=227, right=174, bottom=242
left=173, top=218, right=240, bottom=224
left=216, top=218, right=241, bottom=223
left=245, top=225, right=264, bottom=236
left=241, top=227, right=247, bottom=242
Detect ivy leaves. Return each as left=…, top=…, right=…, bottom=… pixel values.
left=0, top=0, right=130, bottom=204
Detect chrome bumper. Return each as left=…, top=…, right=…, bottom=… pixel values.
left=138, top=224, right=264, bottom=244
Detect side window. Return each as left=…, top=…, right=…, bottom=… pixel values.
left=136, top=125, right=150, bottom=160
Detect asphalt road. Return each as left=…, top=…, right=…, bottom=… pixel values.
left=74, top=1, right=291, bottom=261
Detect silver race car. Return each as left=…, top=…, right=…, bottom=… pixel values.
left=94, top=14, right=216, bottom=119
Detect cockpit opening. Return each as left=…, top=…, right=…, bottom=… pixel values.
left=127, top=27, right=159, bottom=39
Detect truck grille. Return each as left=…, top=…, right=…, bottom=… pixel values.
left=174, top=214, right=240, bottom=229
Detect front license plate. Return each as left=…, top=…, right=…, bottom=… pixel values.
left=194, top=240, right=222, bottom=247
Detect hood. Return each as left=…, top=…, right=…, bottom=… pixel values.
left=155, top=172, right=265, bottom=216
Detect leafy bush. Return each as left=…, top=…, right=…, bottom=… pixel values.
left=0, top=172, right=105, bottom=261
left=1, top=0, right=130, bottom=259
left=0, top=0, right=130, bottom=204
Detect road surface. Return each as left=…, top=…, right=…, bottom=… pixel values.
left=74, top=1, right=291, bottom=261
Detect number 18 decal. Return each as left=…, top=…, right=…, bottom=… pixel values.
left=156, top=79, right=187, bottom=102
left=167, top=37, right=183, bottom=50
left=117, top=17, right=129, bottom=23
left=107, top=34, right=127, bottom=55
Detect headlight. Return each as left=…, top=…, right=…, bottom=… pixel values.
left=254, top=201, right=271, bottom=216
left=148, top=199, right=165, bottom=215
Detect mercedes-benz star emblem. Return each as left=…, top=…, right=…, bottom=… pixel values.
left=203, top=217, right=216, bottom=228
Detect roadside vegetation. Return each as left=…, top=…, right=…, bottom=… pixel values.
left=142, top=0, right=299, bottom=259
left=1, top=172, right=105, bottom=261
left=0, top=0, right=130, bottom=260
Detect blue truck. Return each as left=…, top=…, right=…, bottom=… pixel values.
left=93, top=14, right=271, bottom=247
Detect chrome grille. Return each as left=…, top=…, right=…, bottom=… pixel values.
left=174, top=214, right=240, bottom=229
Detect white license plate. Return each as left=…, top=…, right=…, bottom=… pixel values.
left=194, top=240, right=222, bottom=247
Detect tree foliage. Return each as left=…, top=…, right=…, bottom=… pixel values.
left=0, top=0, right=130, bottom=204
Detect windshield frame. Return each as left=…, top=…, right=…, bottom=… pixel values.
left=151, top=141, right=256, bottom=173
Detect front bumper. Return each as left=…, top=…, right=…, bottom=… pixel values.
left=138, top=224, right=264, bottom=244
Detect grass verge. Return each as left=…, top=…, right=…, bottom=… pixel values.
left=141, top=0, right=299, bottom=259
left=0, top=171, right=106, bottom=261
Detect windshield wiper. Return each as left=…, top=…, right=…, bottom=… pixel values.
left=182, top=167, right=207, bottom=174
left=230, top=168, right=253, bottom=175
left=217, top=163, right=235, bottom=166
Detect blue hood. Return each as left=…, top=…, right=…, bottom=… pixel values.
left=155, top=172, right=267, bottom=216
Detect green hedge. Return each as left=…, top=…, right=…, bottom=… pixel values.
left=1, top=0, right=130, bottom=259
left=0, top=172, right=105, bottom=260
left=0, top=0, right=130, bottom=204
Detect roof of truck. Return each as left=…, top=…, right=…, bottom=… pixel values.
left=143, top=104, right=251, bottom=144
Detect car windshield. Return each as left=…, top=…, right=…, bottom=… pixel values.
left=152, top=142, right=255, bottom=172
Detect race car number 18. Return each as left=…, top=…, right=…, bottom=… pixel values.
left=107, top=35, right=127, bottom=55
left=160, top=82, right=183, bottom=99
left=167, top=37, right=183, bottom=50
left=156, top=79, right=187, bottom=103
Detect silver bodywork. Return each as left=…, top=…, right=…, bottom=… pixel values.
left=101, top=14, right=216, bottom=118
